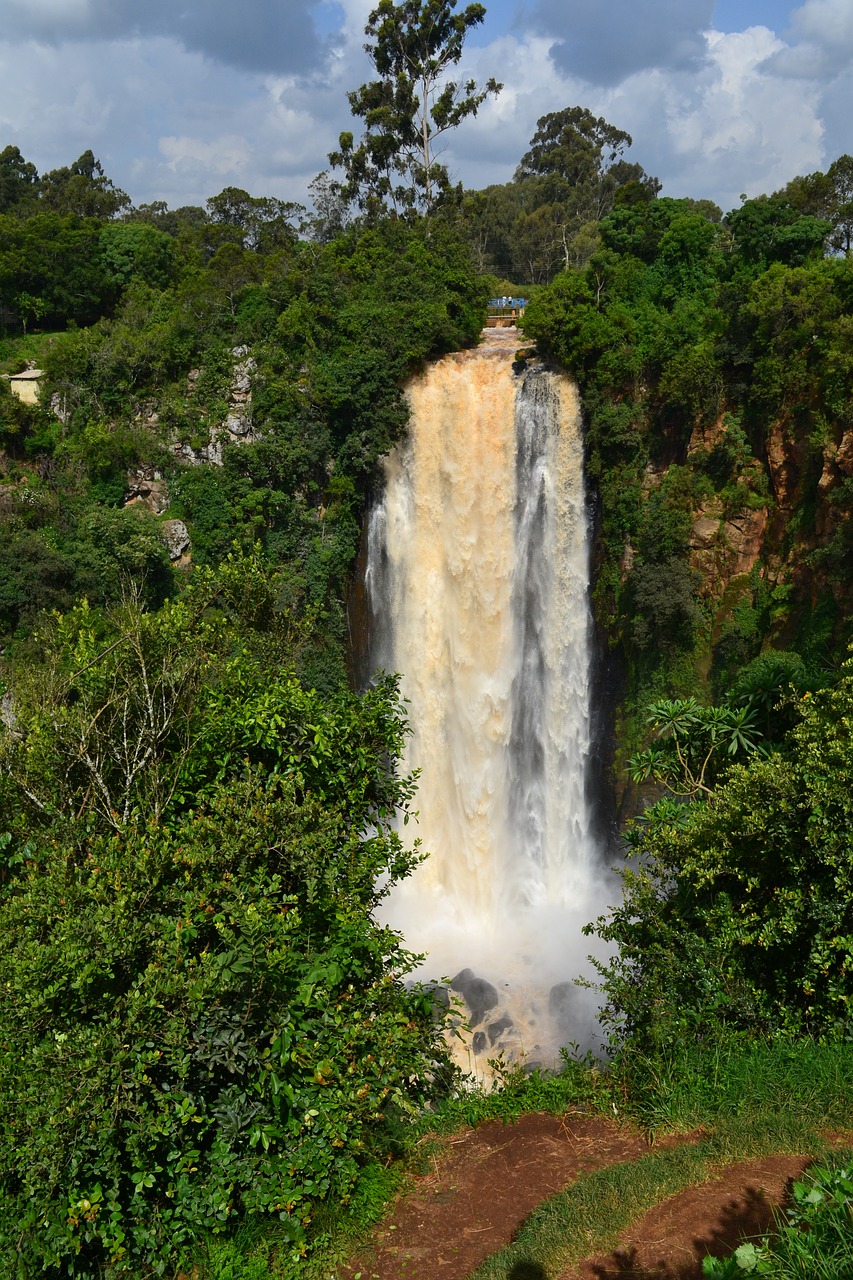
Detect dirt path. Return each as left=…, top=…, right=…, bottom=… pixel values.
left=343, top=1112, right=653, bottom=1280
left=343, top=1115, right=811, bottom=1280
left=557, top=1154, right=809, bottom=1280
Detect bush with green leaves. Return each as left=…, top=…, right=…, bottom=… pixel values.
left=702, top=1156, right=853, bottom=1278
left=0, top=572, right=449, bottom=1277
left=0, top=499, right=176, bottom=639
left=628, top=695, right=765, bottom=799
left=590, top=651, right=853, bottom=1056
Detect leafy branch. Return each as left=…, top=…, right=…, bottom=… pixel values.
left=629, top=696, right=765, bottom=801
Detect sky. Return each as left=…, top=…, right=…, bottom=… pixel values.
left=0, top=0, right=850, bottom=216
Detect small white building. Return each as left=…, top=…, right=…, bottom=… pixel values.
left=3, top=367, right=43, bottom=405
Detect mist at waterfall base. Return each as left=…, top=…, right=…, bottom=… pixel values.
left=365, top=330, right=614, bottom=1073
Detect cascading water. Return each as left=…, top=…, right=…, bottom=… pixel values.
left=366, top=329, right=608, bottom=1069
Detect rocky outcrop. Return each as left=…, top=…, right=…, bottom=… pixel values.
left=837, top=429, right=853, bottom=476
left=174, top=346, right=258, bottom=466
left=125, top=466, right=169, bottom=515
left=686, top=412, right=728, bottom=457
left=690, top=513, right=720, bottom=552
left=688, top=497, right=769, bottom=599
left=765, top=418, right=809, bottom=515
left=224, top=346, right=255, bottom=438
left=159, top=518, right=191, bottom=562
left=818, top=426, right=853, bottom=500
left=722, top=506, right=769, bottom=577
left=451, top=969, right=498, bottom=1028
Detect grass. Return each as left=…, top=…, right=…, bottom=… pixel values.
left=0, top=329, right=63, bottom=374
left=410, top=1050, right=614, bottom=1138
left=470, top=1040, right=853, bottom=1280
left=178, top=1040, right=853, bottom=1279
left=617, top=1039, right=853, bottom=1136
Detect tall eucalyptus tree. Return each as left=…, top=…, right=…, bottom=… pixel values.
left=330, top=0, right=501, bottom=218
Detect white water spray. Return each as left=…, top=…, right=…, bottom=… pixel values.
left=366, top=330, right=607, bottom=1068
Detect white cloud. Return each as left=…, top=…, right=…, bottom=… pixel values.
left=657, top=28, right=824, bottom=205
left=441, top=34, right=574, bottom=186
left=761, top=0, right=853, bottom=81
left=788, top=0, right=853, bottom=57
left=159, top=135, right=251, bottom=178
left=445, top=22, right=826, bottom=213
left=0, top=2, right=845, bottom=214
left=760, top=0, right=853, bottom=166
left=0, top=33, right=351, bottom=206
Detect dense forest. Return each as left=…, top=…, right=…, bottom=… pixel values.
left=2, top=1, right=853, bottom=1274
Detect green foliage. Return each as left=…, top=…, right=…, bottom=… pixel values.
left=619, top=1038, right=853, bottom=1138
left=629, top=557, right=702, bottom=653
left=696, top=413, right=754, bottom=488
left=724, top=649, right=811, bottom=740
left=0, top=581, right=449, bottom=1277
left=0, top=787, right=442, bottom=1276
left=725, top=193, right=831, bottom=275
left=99, top=222, right=176, bottom=297
left=784, top=153, right=853, bottom=254
left=206, top=187, right=303, bottom=253
left=296, top=222, right=485, bottom=455
left=592, top=651, right=853, bottom=1055
left=0, top=144, right=39, bottom=215
left=331, top=0, right=501, bottom=217
left=0, top=371, right=41, bottom=445
left=0, top=161, right=485, bottom=697
left=43, top=281, right=209, bottom=417
left=40, top=150, right=130, bottom=220
left=415, top=1049, right=613, bottom=1138
left=522, top=197, right=729, bottom=659
left=457, top=106, right=658, bottom=282
left=0, top=498, right=174, bottom=637
left=0, top=210, right=108, bottom=330
left=629, top=696, right=764, bottom=799
left=703, top=1156, right=853, bottom=1279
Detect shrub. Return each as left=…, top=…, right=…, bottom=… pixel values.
left=590, top=652, right=853, bottom=1054
left=0, top=585, right=447, bottom=1277
left=703, top=1156, right=853, bottom=1278
left=629, top=557, right=702, bottom=652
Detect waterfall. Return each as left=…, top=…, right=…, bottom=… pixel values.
left=366, top=329, right=605, bottom=1065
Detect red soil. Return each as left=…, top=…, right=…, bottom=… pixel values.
left=343, top=1114, right=815, bottom=1280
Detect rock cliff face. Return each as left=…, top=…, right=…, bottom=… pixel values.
left=597, top=394, right=852, bottom=827
left=680, top=415, right=772, bottom=602
left=174, top=345, right=259, bottom=466
left=688, top=503, right=769, bottom=597
left=817, top=425, right=853, bottom=540
left=125, top=467, right=169, bottom=515
left=159, top=518, right=191, bottom=563
left=671, top=408, right=853, bottom=632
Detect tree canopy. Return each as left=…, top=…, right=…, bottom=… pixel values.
left=330, top=0, right=501, bottom=217
left=458, top=105, right=660, bottom=281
